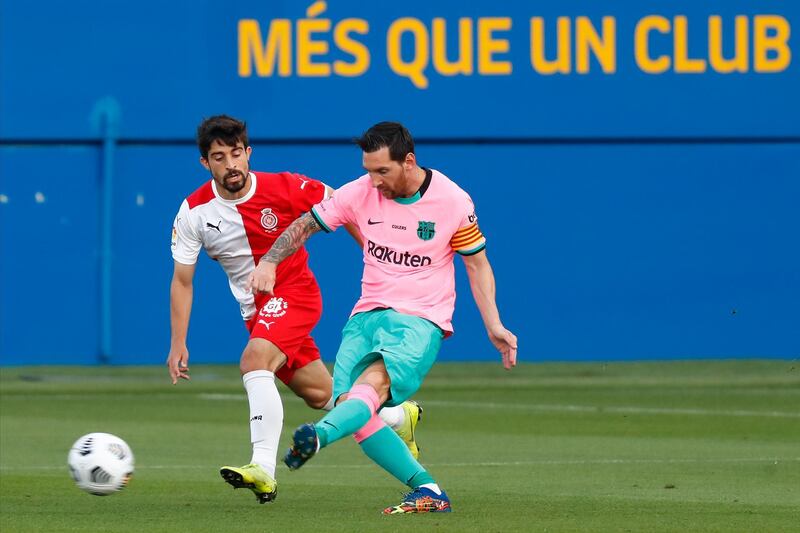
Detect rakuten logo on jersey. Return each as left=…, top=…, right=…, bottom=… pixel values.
left=367, top=240, right=432, bottom=267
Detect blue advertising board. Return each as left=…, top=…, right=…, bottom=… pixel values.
left=1, top=0, right=797, bottom=140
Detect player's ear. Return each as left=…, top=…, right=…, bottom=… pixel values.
left=404, top=152, right=416, bottom=171
left=246, top=146, right=252, bottom=159
left=200, top=157, right=210, bottom=171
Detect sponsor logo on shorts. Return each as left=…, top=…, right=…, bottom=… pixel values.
left=260, top=297, right=288, bottom=318
left=250, top=415, right=262, bottom=421
left=367, top=240, right=432, bottom=267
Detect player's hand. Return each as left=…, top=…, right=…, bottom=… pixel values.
left=488, top=324, right=517, bottom=370
left=167, top=345, right=190, bottom=385
left=249, top=261, right=277, bottom=295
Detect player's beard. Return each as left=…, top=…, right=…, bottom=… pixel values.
left=378, top=174, right=409, bottom=199
left=220, top=169, right=248, bottom=193
left=377, top=186, right=396, bottom=199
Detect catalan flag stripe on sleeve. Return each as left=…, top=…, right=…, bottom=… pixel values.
left=450, top=222, right=486, bottom=255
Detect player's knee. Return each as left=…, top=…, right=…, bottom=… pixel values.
left=353, top=374, right=390, bottom=402
left=303, top=388, right=330, bottom=410
left=240, top=340, right=285, bottom=374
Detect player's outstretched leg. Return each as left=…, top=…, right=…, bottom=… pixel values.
left=219, top=463, right=277, bottom=504
left=332, top=398, right=422, bottom=460
left=284, top=383, right=381, bottom=469
left=355, top=417, right=451, bottom=514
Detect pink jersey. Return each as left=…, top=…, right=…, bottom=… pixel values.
left=311, top=168, right=486, bottom=333
left=171, top=171, right=327, bottom=320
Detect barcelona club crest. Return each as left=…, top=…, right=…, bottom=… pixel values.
left=261, top=208, right=278, bottom=231
left=417, top=221, right=436, bottom=241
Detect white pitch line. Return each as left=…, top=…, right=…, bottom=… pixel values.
left=197, top=394, right=800, bottom=418
left=3, top=457, right=799, bottom=472
left=416, top=400, right=800, bottom=419
left=198, top=393, right=247, bottom=401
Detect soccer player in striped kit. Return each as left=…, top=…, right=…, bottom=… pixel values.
left=252, top=121, right=518, bottom=514
left=167, top=116, right=422, bottom=504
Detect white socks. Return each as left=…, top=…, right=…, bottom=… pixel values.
left=243, top=370, right=283, bottom=479
left=321, top=394, right=335, bottom=411
left=420, top=483, right=442, bottom=495
left=378, top=404, right=405, bottom=430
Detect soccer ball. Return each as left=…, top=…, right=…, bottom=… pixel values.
left=67, top=433, right=134, bottom=495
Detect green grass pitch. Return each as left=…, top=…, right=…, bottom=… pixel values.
left=1, top=361, right=798, bottom=532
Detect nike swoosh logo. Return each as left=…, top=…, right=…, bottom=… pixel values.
left=367, top=219, right=383, bottom=225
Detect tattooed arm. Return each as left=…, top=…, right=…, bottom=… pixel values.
left=264, top=212, right=322, bottom=264
left=248, top=212, right=322, bottom=295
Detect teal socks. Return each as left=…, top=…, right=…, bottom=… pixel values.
left=359, top=426, right=435, bottom=488
left=314, top=398, right=372, bottom=448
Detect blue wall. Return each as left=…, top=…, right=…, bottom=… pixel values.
left=1, top=1, right=798, bottom=364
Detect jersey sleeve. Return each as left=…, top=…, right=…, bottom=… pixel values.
left=309, top=178, right=360, bottom=233
left=171, top=200, right=202, bottom=265
left=449, top=194, right=487, bottom=256
left=284, top=172, right=328, bottom=216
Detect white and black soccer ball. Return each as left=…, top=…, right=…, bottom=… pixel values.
left=67, top=433, right=134, bottom=495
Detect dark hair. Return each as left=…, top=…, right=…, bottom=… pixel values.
left=196, top=115, right=249, bottom=159
left=355, top=122, right=415, bottom=163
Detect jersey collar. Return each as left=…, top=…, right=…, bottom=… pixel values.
left=394, top=167, right=432, bottom=205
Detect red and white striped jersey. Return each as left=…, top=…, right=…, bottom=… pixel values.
left=171, top=171, right=328, bottom=320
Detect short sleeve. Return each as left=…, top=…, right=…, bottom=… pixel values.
left=171, top=200, right=202, bottom=265
left=309, top=178, right=361, bottom=233
left=284, top=173, right=328, bottom=216
left=449, top=194, right=486, bottom=256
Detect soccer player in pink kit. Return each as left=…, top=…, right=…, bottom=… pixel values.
left=250, top=122, right=518, bottom=514
left=167, top=116, right=421, bottom=505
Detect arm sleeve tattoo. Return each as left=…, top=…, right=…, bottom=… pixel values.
left=262, top=212, right=322, bottom=265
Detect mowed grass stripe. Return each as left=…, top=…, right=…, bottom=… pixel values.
left=3, top=390, right=796, bottom=418
left=196, top=393, right=800, bottom=418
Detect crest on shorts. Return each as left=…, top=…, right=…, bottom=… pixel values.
left=417, top=221, right=436, bottom=241
left=261, top=208, right=278, bottom=231
left=260, top=297, right=288, bottom=318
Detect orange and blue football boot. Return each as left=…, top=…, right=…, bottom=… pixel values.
left=382, top=487, right=452, bottom=514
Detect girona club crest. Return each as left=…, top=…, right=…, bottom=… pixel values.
left=261, top=208, right=278, bottom=231
left=260, top=297, right=288, bottom=318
